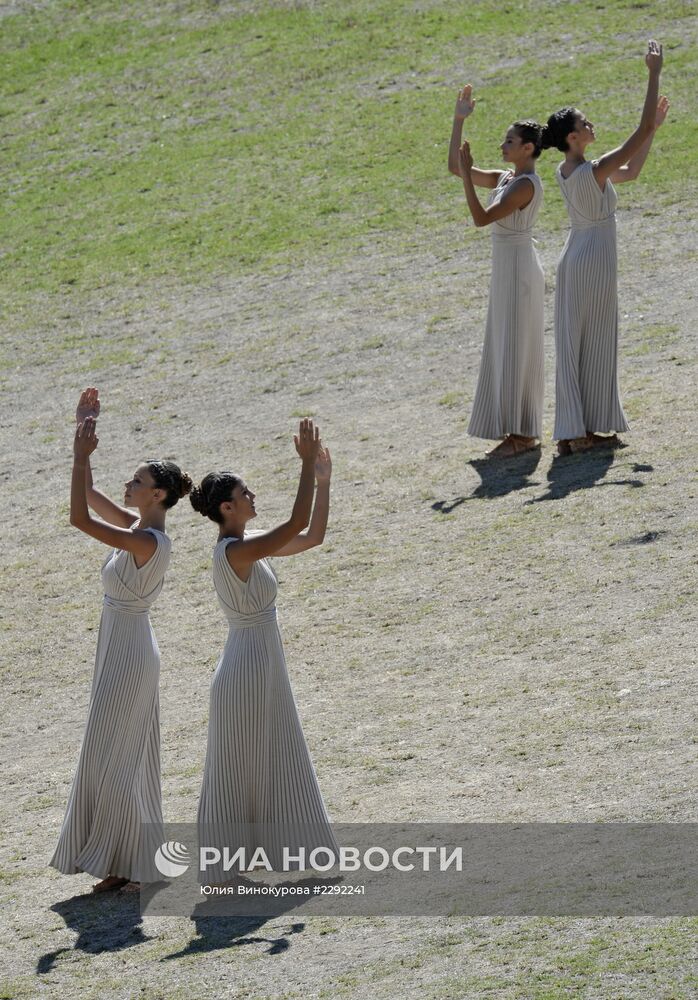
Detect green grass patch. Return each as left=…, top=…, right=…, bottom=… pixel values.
left=2, top=0, right=695, bottom=332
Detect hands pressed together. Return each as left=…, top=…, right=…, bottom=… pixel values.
left=458, top=139, right=474, bottom=176
left=74, top=387, right=101, bottom=459
left=294, top=418, right=331, bottom=483
left=74, top=416, right=99, bottom=460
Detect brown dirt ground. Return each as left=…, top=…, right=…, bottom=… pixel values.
left=1, top=199, right=696, bottom=997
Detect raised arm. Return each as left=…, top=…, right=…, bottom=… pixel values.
left=70, top=418, right=156, bottom=567
left=610, top=95, right=669, bottom=183
left=225, top=419, right=320, bottom=576
left=75, top=388, right=137, bottom=528
left=448, top=84, right=502, bottom=189
left=458, top=141, right=533, bottom=227
left=593, top=40, right=663, bottom=188
left=275, top=445, right=331, bottom=556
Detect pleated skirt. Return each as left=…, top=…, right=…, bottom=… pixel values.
left=198, top=621, right=335, bottom=879
left=50, top=609, right=163, bottom=882
left=554, top=224, right=629, bottom=440
left=468, top=237, right=545, bottom=441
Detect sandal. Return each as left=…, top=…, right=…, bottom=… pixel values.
left=487, top=435, right=538, bottom=459
left=587, top=433, right=622, bottom=449
left=570, top=433, right=622, bottom=454
left=93, top=876, right=129, bottom=894
left=568, top=435, right=595, bottom=453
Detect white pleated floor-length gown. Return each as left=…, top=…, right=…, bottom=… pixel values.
left=553, top=160, right=629, bottom=441
left=467, top=170, right=545, bottom=441
left=50, top=529, right=170, bottom=882
left=198, top=538, right=335, bottom=879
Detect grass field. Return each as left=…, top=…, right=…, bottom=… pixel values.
left=3, top=0, right=696, bottom=311
left=1, top=1, right=697, bottom=998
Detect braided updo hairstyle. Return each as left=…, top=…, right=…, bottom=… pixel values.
left=541, top=108, right=579, bottom=153
left=146, top=460, right=193, bottom=509
left=190, top=472, right=243, bottom=524
left=512, top=119, right=544, bottom=158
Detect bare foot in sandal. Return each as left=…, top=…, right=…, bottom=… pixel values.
left=487, top=434, right=538, bottom=458
left=119, top=882, right=141, bottom=894
left=569, top=435, right=595, bottom=453
left=587, top=432, right=621, bottom=449
left=93, top=876, right=129, bottom=894
left=571, top=432, right=621, bottom=453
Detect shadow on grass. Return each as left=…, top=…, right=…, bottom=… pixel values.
left=432, top=447, right=543, bottom=511
left=527, top=454, right=651, bottom=504
left=37, top=890, right=149, bottom=974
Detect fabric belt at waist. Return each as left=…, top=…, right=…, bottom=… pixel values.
left=570, top=215, right=615, bottom=231
left=103, top=596, right=150, bottom=616
left=226, top=607, right=278, bottom=630
left=491, top=231, right=535, bottom=245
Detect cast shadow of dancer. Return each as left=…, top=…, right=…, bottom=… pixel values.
left=528, top=455, right=651, bottom=504
left=165, top=914, right=305, bottom=959
left=37, top=891, right=148, bottom=974
left=162, top=875, right=341, bottom=960
left=432, top=448, right=543, bottom=512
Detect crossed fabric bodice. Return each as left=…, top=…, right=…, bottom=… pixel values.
left=101, top=528, right=171, bottom=615
left=213, top=535, right=279, bottom=628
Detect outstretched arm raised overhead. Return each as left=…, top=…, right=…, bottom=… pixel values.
left=448, top=84, right=503, bottom=189
left=224, top=419, right=321, bottom=577
left=75, top=387, right=138, bottom=529
left=610, top=94, right=669, bottom=183
left=274, top=444, right=332, bottom=556
left=593, top=40, right=663, bottom=189
left=70, top=418, right=157, bottom=567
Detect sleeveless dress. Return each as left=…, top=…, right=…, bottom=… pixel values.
left=553, top=160, right=629, bottom=440
left=468, top=170, right=545, bottom=440
left=50, top=528, right=170, bottom=882
left=198, top=538, right=335, bottom=878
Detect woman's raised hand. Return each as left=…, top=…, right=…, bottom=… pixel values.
left=645, top=39, right=663, bottom=74
left=74, top=416, right=99, bottom=459
left=76, top=387, right=100, bottom=424
left=315, top=445, right=332, bottom=483
left=294, top=418, right=321, bottom=463
left=454, top=84, right=476, bottom=120
left=654, top=94, right=670, bottom=128
left=458, top=140, right=474, bottom=175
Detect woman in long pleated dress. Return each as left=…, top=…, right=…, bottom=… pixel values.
left=542, top=40, right=668, bottom=454
left=449, top=85, right=545, bottom=458
left=190, top=420, right=335, bottom=882
left=50, top=388, right=192, bottom=893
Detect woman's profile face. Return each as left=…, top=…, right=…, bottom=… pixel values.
left=500, top=126, right=535, bottom=162
left=124, top=464, right=158, bottom=508
left=229, top=483, right=257, bottom=521
left=572, top=110, right=595, bottom=144
left=500, top=126, right=524, bottom=160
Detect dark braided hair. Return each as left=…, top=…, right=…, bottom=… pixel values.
left=190, top=472, right=243, bottom=524
left=512, top=119, right=544, bottom=159
left=541, top=108, right=579, bottom=153
left=146, top=460, right=193, bottom=509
